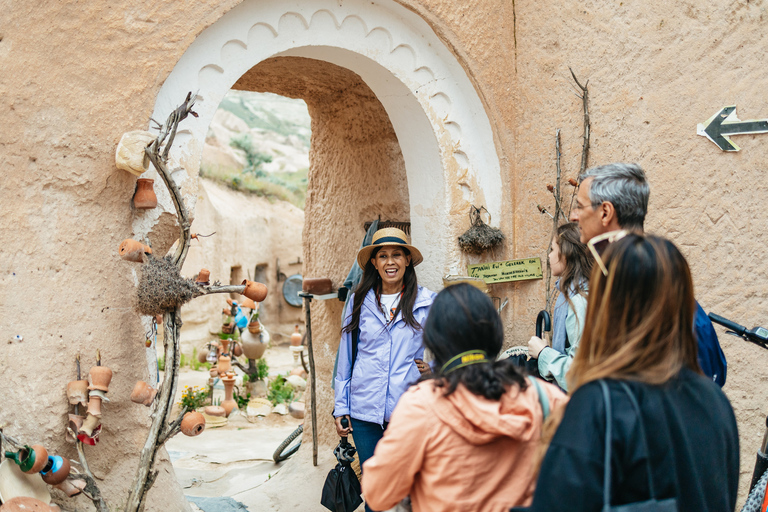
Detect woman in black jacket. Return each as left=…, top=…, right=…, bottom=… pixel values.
left=521, top=233, right=739, bottom=511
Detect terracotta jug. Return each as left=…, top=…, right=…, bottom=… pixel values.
left=241, top=329, right=266, bottom=360
left=221, top=375, right=237, bottom=416
left=130, top=381, right=157, bottom=406
left=89, top=366, right=113, bottom=392
left=241, top=280, right=268, bottom=302
left=67, top=380, right=89, bottom=406
left=232, top=342, right=243, bottom=357
left=41, top=455, right=70, bottom=485
left=291, top=325, right=302, bottom=347
left=217, top=355, right=231, bottom=375
left=118, top=239, right=152, bottom=262
left=180, top=412, right=206, bottom=437
left=133, top=178, right=157, bottom=209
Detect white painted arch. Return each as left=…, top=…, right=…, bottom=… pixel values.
left=152, top=0, right=502, bottom=289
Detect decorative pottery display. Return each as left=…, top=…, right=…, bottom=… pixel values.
left=197, top=348, right=209, bottom=364
left=89, top=366, right=113, bottom=392
left=240, top=297, right=256, bottom=310
left=232, top=342, right=243, bottom=357
left=240, top=329, right=266, bottom=360
left=130, top=381, right=157, bottom=406
left=290, top=325, right=302, bottom=346
left=133, top=178, right=158, bottom=209
left=80, top=414, right=101, bottom=438
left=196, top=269, right=210, bottom=285
left=86, top=396, right=102, bottom=417
left=66, top=380, right=88, bottom=406
left=4, top=447, right=36, bottom=474
left=221, top=374, right=237, bottom=416
left=28, top=446, right=48, bottom=474
left=203, top=405, right=226, bottom=417
left=288, top=402, right=305, bottom=420
left=115, top=130, right=156, bottom=176
left=40, top=456, right=70, bottom=485
left=241, top=280, right=268, bottom=302
left=0, top=459, right=51, bottom=505
left=221, top=322, right=235, bottom=334
left=290, top=345, right=304, bottom=366
left=118, top=239, right=152, bottom=262
left=247, top=319, right=261, bottom=335
left=180, top=412, right=206, bottom=437
left=220, top=338, right=230, bottom=354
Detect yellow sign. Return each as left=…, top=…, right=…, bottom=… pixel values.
left=468, top=258, right=543, bottom=284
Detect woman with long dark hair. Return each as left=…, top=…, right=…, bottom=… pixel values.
left=521, top=233, right=739, bottom=511
left=333, top=228, right=436, bottom=511
left=361, top=284, right=566, bottom=511
left=528, top=222, right=593, bottom=390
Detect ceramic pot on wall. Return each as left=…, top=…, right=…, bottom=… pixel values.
left=66, top=380, right=89, bottom=406
left=241, top=280, right=268, bottom=302
left=133, top=178, right=157, bottom=209
left=130, top=381, right=157, bottom=407
left=221, top=375, right=237, bottom=416
left=180, top=412, right=206, bottom=437
left=88, top=366, right=112, bottom=392
left=118, top=239, right=152, bottom=262
left=41, top=455, right=70, bottom=485
left=196, top=268, right=210, bottom=285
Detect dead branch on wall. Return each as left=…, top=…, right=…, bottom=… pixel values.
left=540, top=69, right=591, bottom=315
left=124, top=93, right=247, bottom=512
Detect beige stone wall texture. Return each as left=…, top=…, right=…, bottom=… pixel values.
left=1, top=0, right=767, bottom=508
left=178, top=178, right=305, bottom=353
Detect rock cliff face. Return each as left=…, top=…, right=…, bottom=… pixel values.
left=179, top=178, right=305, bottom=353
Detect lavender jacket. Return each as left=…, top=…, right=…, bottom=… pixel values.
left=334, top=286, right=436, bottom=424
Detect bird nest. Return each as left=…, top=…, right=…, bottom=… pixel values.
left=458, top=206, right=505, bottom=254
left=137, top=255, right=200, bottom=316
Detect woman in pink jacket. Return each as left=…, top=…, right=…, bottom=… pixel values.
left=362, top=284, right=567, bottom=512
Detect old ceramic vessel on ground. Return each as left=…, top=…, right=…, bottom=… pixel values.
left=118, top=239, right=152, bottom=262
left=133, top=178, right=158, bottom=209
left=180, top=412, right=206, bottom=437
left=241, top=279, right=268, bottom=302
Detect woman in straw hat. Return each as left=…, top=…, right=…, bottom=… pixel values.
left=334, top=228, right=436, bottom=504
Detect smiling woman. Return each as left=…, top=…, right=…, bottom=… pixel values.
left=333, top=227, right=436, bottom=512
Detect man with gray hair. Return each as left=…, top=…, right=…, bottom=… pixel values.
left=570, top=162, right=727, bottom=386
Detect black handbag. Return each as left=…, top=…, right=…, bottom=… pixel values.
left=598, top=380, right=678, bottom=511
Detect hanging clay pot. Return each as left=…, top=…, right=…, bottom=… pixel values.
left=130, top=381, right=157, bottom=407
left=79, top=414, right=100, bottom=437
left=180, top=412, right=206, bottom=437
left=197, top=348, right=209, bottom=364
left=232, top=342, right=243, bottom=358
left=66, top=380, right=89, bottom=406
left=240, top=329, right=266, bottom=360
left=115, top=130, right=155, bottom=176
left=118, top=239, right=152, bottom=262
left=41, top=455, right=70, bottom=485
left=86, top=396, right=102, bottom=417
left=241, top=280, right=268, bottom=302
left=240, top=297, right=256, bottom=310
left=89, top=366, right=112, bottom=392
left=291, top=325, right=302, bottom=347
left=217, top=355, right=231, bottom=375
left=55, top=478, right=86, bottom=497
left=4, top=446, right=36, bottom=473
left=221, top=322, right=235, bottom=335
left=221, top=375, right=237, bottom=416
left=247, top=320, right=261, bottom=335
left=27, top=445, right=49, bottom=474
left=133, top=178, right=157, bottom=209
left=196, top=269, right=210, bottom=285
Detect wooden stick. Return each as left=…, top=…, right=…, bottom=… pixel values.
left=303, top=295, right=318, bottom=466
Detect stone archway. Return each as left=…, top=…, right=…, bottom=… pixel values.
left=149, top=0, right=503, bottom=290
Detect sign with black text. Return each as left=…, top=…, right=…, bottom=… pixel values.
left=468, top=258, right=543, bottom=284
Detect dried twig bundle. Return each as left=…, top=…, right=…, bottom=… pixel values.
left=137, top=255, right=199, bottom=316
left=458, top=206, right=505, bottom=254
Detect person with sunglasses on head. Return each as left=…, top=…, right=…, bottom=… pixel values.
left=570, top=163, right=727, bottom=387
left=516, top=234, right=739, bottom=511
left=527, top=222, right=593, bottom=391
left=362, top=284, right=567, bottom=512
left=334, top=227, right=436, bottom=512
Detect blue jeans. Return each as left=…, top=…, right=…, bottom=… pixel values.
left=351, top=418, right=388, bottom=512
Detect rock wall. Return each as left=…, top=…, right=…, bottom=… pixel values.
left=178, top=178, right=305, bottom=353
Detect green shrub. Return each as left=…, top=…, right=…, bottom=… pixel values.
left=267, top=374, right=295, bottom=406
left=256, top=358, right=269, bottom=380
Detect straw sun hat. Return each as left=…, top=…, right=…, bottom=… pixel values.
left=356, top=227, right=423, bottom=269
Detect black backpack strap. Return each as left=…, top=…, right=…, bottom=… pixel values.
left=351, top=326, right=360, bottom=375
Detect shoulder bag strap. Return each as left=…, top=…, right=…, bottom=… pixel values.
left=528, top=376, right=550, bottom=421
left=350, top=326, right=360, bottom=375
left=599, top=380, right=613, bottom=510
left=618, top=381, right=658, bottom=500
